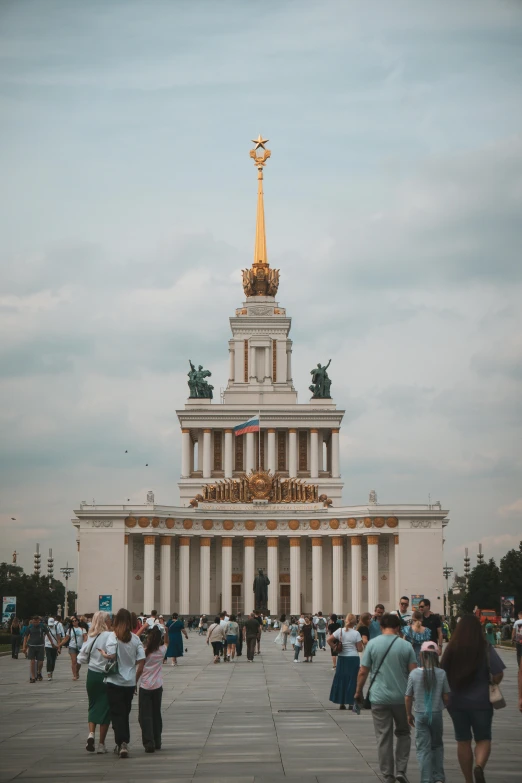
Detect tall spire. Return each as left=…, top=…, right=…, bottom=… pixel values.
left=242, top=136, right=280, bottom=298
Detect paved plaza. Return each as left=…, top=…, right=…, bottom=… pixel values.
left=0, top=634, right=520, bottom=783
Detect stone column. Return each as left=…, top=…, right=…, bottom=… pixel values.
left=310, top=429, right=319, bottom=479
left=160, top=536, right=171, bottom=615
left=331, top=428, right=340, bottom=478
left=267, top=429, right=276, bottom=473
left=289, top=538, right=301, bottom=615
left=143, top=535, right=156, bottom=614
left=124, top=534, right=129, bottom=607
left=246, top=431, right=255, bottom=473
left=224, top=429, right=233, bottom=478
left=181, top=429, right=191, bottom=478
left=317, top=431, right=323, bottom=473
left=199, top=538, right=211, bottom=615
left=311, top=537, right=323, bottom=612
left=243, top=538, right=256, bottom=614
left=288, top=429, right=297, bottom=477
left=229, top=343, right=235, bottom=382
left=266, top=538, right=278, bottom=616
left=264, top=346, right=270, bottom=380
left=202, top=429, right=212, bottom=479
left=221, top=538, right=233, bottom=613
left=179, top=536, right=190, bottom=615
left=394, top=534, right=400, bottom=608
left=367, top=535, right=379, bottom=612
left=250, top=345, right=256, bottom=381
left=286, top=342, right=292, bottom=381
left=332, top=535, right=344, bottom=615
left=351, top=536, right=362, bottom=615
left=197, top=430, right=204, bottom=472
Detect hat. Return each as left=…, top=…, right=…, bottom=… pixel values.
left=47, top=618, right=55, bottom=626
left=420, top=641, right=439, bottom=653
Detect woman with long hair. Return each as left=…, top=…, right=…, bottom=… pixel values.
left=302, top=616, right=315, bottom=663
left=441, top=615, right=505, bottom=783
left=356, top=612, right=372, bottom=650
left=405, top=640, right=450, bottom=783
left=280, top=614, right=289, bottom=651
left=225, top=614, right=239, bottom=662
left=100, top=608, right=145, bottom=759
left=137, top=626, right=167, bottom=753
left=328, top=613, right=363, bottom=710
left=58, top=616, right=87, bottom=680
left=77, top=611, right=112, bottom=754
left=166, top=612, right=188, bottom=666
left=404, top=610, right=432, bottom=665
left=328, top=613, right=340, bottom=671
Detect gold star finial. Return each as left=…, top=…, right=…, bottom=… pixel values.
left=251, top=134, right=269, bottom=150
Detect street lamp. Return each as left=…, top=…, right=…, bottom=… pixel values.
left=60, top=562, right=74, bottom=618
left=443, top=563, right=454, bottom=616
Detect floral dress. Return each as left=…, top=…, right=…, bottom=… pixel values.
left=404, top=625, right=431, bottom=664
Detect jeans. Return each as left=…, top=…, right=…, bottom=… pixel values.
left=371, top=703, right=411, bottom=782
left=11, top=635, right=20, bottom=657
left=317, top=631, right=326, bottom=649
left=415, top=711, right=445, bottom=783
left=139, top=686, right=162, bottom=748
left=246, top=636, right=257, bottom=661
left=45, top=647, right=58, bottom=673
left=106, top=684, right=135, bottom=746
left=294, top=645, right=301, bottom=661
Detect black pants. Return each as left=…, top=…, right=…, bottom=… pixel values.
left=236, top=634, right=243, bottom=656
left=106, top=684, right=135, bottom=745
left=246, top=636, right=257, bottom=661
left=46, top=647, right=58, bottom=673
left=139, top=686, right=162, bottom=748
left=11, top=636, right=20, bottom=658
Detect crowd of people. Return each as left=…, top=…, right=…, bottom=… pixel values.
left=5, top=601, right=522, bottom=779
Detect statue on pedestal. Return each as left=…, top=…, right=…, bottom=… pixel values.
left=253, top=567, right=270, bottom=611
left=309, top=359, right=332, bottom=398
left=188, top=360, right=214, bottom=399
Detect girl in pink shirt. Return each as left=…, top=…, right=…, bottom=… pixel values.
left=137, top=627, right=166, bottom=752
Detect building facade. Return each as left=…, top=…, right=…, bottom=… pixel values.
left=73, top=138, right=448, bottom=616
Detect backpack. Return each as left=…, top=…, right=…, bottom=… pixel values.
left=317, top=618, right=326, bottom=631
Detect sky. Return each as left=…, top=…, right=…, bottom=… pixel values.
left=1, top=0, right=521, bottom=587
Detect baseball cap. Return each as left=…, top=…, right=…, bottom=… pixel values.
left=420, top=641, right=439, bottom=653
left=48, top=618, right=56, bottom=626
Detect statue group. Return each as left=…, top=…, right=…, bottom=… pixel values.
left=309, top=359, right=332, bottom=398
left=187, top=360, right=214, bottom=399
left=253, top=568, right=270, bottom=611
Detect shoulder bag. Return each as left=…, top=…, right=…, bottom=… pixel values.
left=332, top=629, right=344, bottom=655
left=364, top=635, right=399, bottom=709
left=104, top=641, right=119, bottom=676
left=486, top=645, right=506, bottom=710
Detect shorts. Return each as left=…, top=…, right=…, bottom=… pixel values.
left=27, top=646, right=45, bottom=661
left=69, top=647, right=80, bottom=656
left=448, top=708, right=493, bottom=742
left=226, top=635, right=237, bottom=645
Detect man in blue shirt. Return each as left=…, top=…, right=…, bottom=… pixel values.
left=369, top=604, right=385, bottom=639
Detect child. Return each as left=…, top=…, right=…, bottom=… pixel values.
left=405, top=640, right=450, bottom=783
left=293, top=630, right=304, bottom=663
left=137, top=627, right=166, bottom=753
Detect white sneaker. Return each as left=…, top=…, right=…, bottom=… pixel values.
left=97, top=743, right=107, bottom=754
left=119, top=742, right=129, bottom=758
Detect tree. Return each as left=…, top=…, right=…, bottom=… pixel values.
left=462, top=559, right=501, bottom=614
left=500, top=542, right=522, bottom=614
left=0, top=563, right=65, bottom=620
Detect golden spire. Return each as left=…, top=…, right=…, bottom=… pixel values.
left=243, top=136, right=279, bottom=298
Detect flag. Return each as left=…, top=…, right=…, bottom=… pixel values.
left=234, top=417, right=260, bottom=436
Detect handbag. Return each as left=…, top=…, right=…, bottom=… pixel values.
left=486, top=645, right=506, bottom=710
left=363, top=635, right=399, bottom=709
left=104, top=642, right=119, bottom=676
left=333, top=629, right=344, bottom=655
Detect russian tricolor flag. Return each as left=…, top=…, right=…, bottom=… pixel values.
left=234, top=417, right=260, bottom=436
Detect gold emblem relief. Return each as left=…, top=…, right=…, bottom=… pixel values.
left=160, top=537, right=172, bottom=547
left=203, top=519, right=213, bottom=531
left=373, top=517, right=385, bottom=528
left=151, top=517, right=160, bottom=528
left=232, top=573, right=243, bottom=583
left=272, top=339, right=277, bottom=381
left=165, top=518, right=175, bottom=529
left=267, top=520, right=277, bottom=530
left=248, top=469, right=272, bottom=499
left=311, top=537, right=323, bottom=547
left=331, top=536, right=343, bottom=546
left=183, top=519, right=193, bottom=530
left=367, top=535, right=380, bottom=545
left=351, top=536, right=362, bottom=546
left=329, top=519, right=340, bottom=530
left=310, top=519, right=320, bottom=530
left=245, top=520, right=256, bottom=531
left=289, top=537, right=301, bottom=547
left=279, top=573, right=290, bottom=583
left=347, top=518, right=357, bottom=529
left=125, top=517, right=137, bottom=528
left=143, top=535, right=155, bottom=545
left=193, top=470, right=322, bottom=505
left=138, top=517, right=149, bottom=528
left=223, top=520, right=234, bottom=531
left=386, top=517, right=399, bottom=528
left=289, top=520, right=300, bottom=531
left=363, top=517, right=372, bottom=528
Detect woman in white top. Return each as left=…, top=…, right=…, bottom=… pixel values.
left=99, top=608, right=145, bottom=759
left=327, top=613, right=363, bottom=710
left=77, top=611, right=112, bottom=754
left=59, top=617, right=87, bottom=681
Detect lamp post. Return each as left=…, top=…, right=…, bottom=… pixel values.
left=443, top=563, right=454, bottom=616
left=60, top=563, right=74, bottom=618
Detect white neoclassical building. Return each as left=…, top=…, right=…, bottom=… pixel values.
left=73, top=138, right=448, bottom=617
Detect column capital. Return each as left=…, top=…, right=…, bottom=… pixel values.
left=268, top=428, right=276, bottom=433
left=124, top=534, right=129, bottom=545
left=159, top=536, right=172, bottom=546
left=310, top=428, right=318, bottom=434
left=181, top=428, right=190, bottom=433
left=200, top=537, right=211, bottom=547
left=331, top=536, right=343, bottom=546
left=331, top=428, right=340, bottom=434
left=224, top=428, right=233, bottom=434
left=179, top=536, right=191, bottom=546
left=143, top=535, right=155, bottom=545
left=266, top=537, right=278, bottom=547
left=351, top=536, right=362, bottom=546
left=221, top=537, right=233, bottom=547
left=244, top=537, right=256, bottom=547
left=394, top=534, right=399, bottom=545
left=311, top=537, right=323, bottom=547
left=203, top=428, right=212, bottom=433
left=289, top=537, right=301, bottom=547
left=288, top=428, right=297, bottom=434
left=367, top=535, right=380, bottom=546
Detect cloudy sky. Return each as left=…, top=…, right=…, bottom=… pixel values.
left=1, top=0, right=521, bottom=586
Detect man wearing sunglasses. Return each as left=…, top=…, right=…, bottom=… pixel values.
left=418, top=599, right=443, bottom=653
left=391, top=597, right=412, bottom=632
